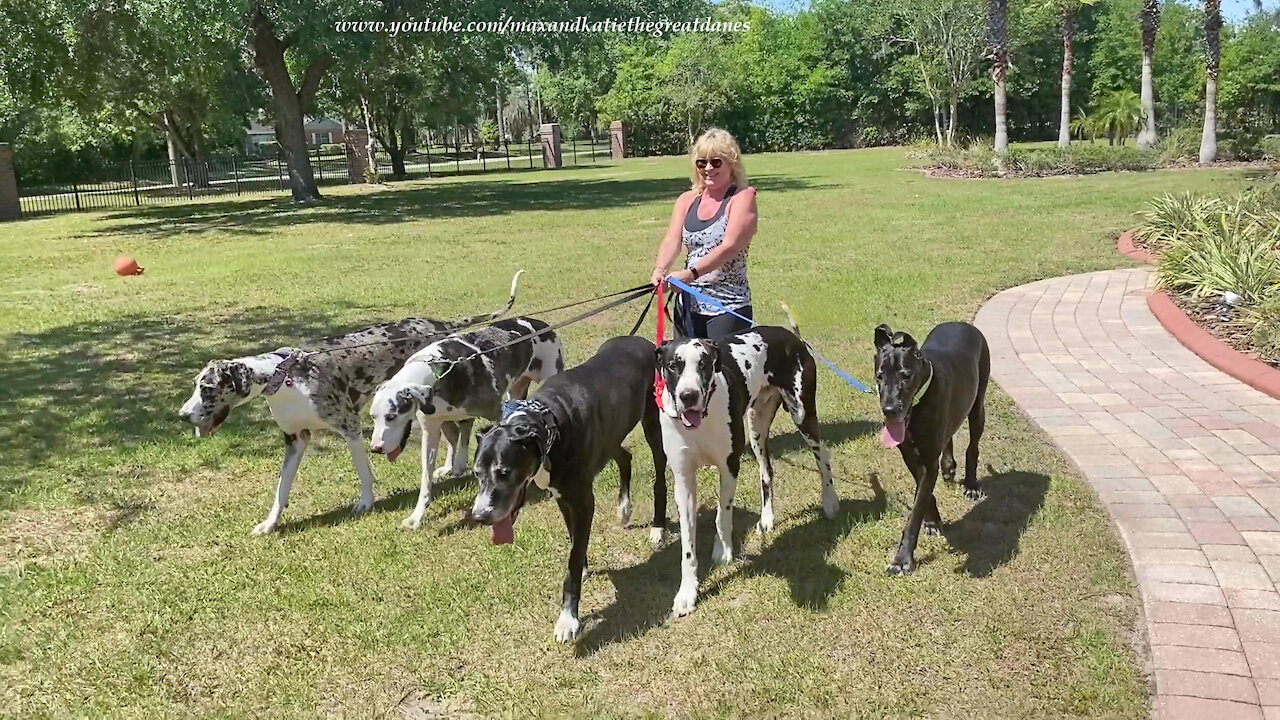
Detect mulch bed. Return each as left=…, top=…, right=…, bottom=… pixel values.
left=1169, top=292, right=1280, bottom=371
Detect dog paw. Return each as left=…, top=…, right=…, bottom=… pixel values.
left=672, top=587, right=698, bottom=617
left=616, top=497, right=632, bottom=526
left=351, top=498, right=374, bottom=515
left=251, top=519, right=279, bottom=535
left=886, top=556, right=916, bottom=576
left=649, top=526, right=667, bottom=547
left=712, top=538, right=733, bottom=567
left=400, top=513, right=425, bottom=530
left=432, top=466, right=455, bottom=481
left=964, top=486, right=987, bottom=503
left=922, top=521, right=941, bottom=537
left=757, top=509, right=775, bottom=533
left=822, top=490, right=839, bottom=520
left=554, top=610, right=580, bottom=643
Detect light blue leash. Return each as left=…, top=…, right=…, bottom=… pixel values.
left=664, top=277, right=873, bottom=394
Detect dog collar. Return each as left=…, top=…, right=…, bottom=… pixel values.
left=912, top=361, right=933, bottom=407
left=263, top=353, right=299, bottom=395
left=501, top=399, right=559, bottom=479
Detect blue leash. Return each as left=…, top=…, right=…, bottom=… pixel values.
left=664, top=277, right=873, bottom=394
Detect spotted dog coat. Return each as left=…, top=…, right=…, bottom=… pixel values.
left=369, top=317, right=564, bottom=529
left=656, top=326, right=838, bottom=617
left=179, top=276, right=521, bottom=535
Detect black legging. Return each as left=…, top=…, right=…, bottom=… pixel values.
left=677, top=305, right=754, bottom=341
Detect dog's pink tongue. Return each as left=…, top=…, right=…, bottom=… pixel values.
left=681, top=410, right=702, bottom=429
left=491, top=515, right=515, bottom=545
left=881, top=419, right=907, bottom=449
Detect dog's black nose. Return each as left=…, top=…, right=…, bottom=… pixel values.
left=882, top=404, right=902, bottom=417
left=678, top=389, right=701, bottom=406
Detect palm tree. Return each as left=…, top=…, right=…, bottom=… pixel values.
left=1050, top=0, right=1101, bottom=148
left=1097, top=89, right=1144, bottom=145
left=989, top=0, right=1010, bottom=153
left=1199, top=0, right=1223, bottom=164
left=1137, top=0, right=1161, bottom=149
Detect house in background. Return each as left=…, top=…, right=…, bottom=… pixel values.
left=243, top=116, right=348, bottom=153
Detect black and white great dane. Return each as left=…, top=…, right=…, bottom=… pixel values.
left=469, top=335, right=668, bottom=643
left=367, top=317, right=563, bottom=529
left=656, top=324, right=838, bottom=617
left=179, top=272, right=521, bottom=534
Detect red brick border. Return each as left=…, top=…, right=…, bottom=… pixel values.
left=1117, top=229, right=1156, bottom=264
left=1147, top=290, right=1280, bottom=400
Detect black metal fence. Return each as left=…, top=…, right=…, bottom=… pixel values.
left=16, top=136, right=612, bottom=217
left=390, top=136, right=610, bottom=179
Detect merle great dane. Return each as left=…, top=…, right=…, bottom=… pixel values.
left=367, top=317, right=564, bottom=530
left=179, top=272, right=521, bottom=534
left=468, top=335, right=667, bottom=643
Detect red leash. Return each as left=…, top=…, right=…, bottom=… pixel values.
left=654, top=281, right=667, bottom=411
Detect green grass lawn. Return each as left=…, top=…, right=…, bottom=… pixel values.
left=1, top=147, right=1269, bottom=718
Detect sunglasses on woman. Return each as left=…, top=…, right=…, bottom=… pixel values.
left=695, top=157, right=723, bottom=170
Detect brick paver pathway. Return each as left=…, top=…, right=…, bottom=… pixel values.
left=974, top=268, right=1280, bottom=720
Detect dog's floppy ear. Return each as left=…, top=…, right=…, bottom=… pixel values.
left=474, top=424, right=493, bottom=445
left=227, top=362, right=253, bottom=397
left=705, top=340, right=722, bottom=375
left=874, top=324, right=894, bottom=350
left=401, top=385, right=435, bottom=414
left=892, top=331, right=918, bottom=350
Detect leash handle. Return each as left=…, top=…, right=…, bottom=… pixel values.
left=664, top=276, right=755, bottom=326
left=664, top=277, right=872, bottom=395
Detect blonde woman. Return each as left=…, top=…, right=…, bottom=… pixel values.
left=650, top=128, right=758, bottom=340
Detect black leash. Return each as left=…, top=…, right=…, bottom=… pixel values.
left=628, top=286, right=659, bottom=336
left=427, top=286, right=655, bottom=383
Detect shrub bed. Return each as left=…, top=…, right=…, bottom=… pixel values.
left=1138, top=186, right=1280, bottom=368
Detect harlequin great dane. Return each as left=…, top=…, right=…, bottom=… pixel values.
left=368, top=317, right=564, bottom=530
left=656, top=323, right=837, bottom=617
left=178, top=272, right=522, bottom=534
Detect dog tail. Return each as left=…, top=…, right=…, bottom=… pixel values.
left=780, top=302, right=802, bottom=338
left=459, top=270, right=522, bottom=326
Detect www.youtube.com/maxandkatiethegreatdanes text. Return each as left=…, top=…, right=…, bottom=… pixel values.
left=334, top=16, right=751, bottom=37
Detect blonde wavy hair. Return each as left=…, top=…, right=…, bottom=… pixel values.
left=689, top=128, right=748, bottom=194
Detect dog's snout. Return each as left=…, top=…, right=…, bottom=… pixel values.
left=471, top=499, right=494, bottom=524
left=882, top=402, right=902, bottom=417
left=369, top=441, right=385, bottom=454
left=678, top=389, right=701, bottom=406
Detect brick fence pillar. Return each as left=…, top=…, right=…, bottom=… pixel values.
left=610, top=121, right=629, bottom=160
left=0, top=144, right=20, bottom=221
left=344, top=129, right=374, bottom=182
left=540, top=123, right=562, bottom=169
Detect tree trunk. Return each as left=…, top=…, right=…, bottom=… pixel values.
left=948, top=93, right=959, bottom=146
left=989, top=0, right=1009, bottom=153
left=1058, top=6, right=1075, bottom=149
left=361, top=95, right=379, bottom=183
left=166, top=129, right=182, bottom=188
left=1138, top=0, right=1161, bottom=149
left=933, top=103, right=944, bottom=145
left=496, top=82, right=504, bottom=140
left=249, top=5, right=326, bottom=202
left=1199, top=0, right=1222, bottom=164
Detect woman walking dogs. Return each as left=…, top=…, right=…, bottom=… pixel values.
left=651, top=128, right=758, bottom=340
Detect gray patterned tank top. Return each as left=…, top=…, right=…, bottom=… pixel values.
left=682, top=186, right=751, bottom=314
